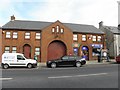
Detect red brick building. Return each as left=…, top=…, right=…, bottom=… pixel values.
left=1, top=17, right=106, bottom=62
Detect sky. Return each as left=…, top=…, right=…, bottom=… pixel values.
left=0, top=0, right=119, bottom=28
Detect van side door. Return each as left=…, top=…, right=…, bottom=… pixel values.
left=17, top=55, right=26, bottom=66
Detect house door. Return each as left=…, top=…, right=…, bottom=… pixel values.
left=47, top=40, right=67, bottom=61
left=23, top=44, right=31, bottom=59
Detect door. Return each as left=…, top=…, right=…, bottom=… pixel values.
left=17, top=55, right=26, bottom=66
left=23, top=44, right=31, bottom=59
left=47, top=41, right=67, bottom=61
left=82, top=46, right=89, bottom=60
left=58, top=56, right=69, bottom=66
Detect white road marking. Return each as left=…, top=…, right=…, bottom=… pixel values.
left=0, top=78, right=13, bottom=80
left=48, top=73, right=108, bottom=79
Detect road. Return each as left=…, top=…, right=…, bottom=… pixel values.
left=1, top=64, right=119, bottom=89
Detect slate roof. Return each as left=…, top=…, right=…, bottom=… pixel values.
left=104, top=26, right=120, bottom=34
left=2, top=20, right=52, bottom=30
left=2, top=20, right=104, bottom=34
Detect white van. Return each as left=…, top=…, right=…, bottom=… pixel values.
left=1, top=53, right=37, bottom=69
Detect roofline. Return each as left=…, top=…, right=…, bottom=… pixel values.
left=2, top=28, right=42, bottom=31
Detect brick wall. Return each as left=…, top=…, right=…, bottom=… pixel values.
left=2, top=30, right=41, bottom=61
left=2, top=21, right=106, bottom=62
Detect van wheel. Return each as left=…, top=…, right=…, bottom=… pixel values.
left=3, top=64, right=9, bottom=69
left=76, top=62, right=81, bottom=67
left=27, top=64, right=32, bottom=68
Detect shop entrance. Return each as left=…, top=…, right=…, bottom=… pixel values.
left=47, top=40, right=67, bottom=61
left=82, top=46, right=89, bottom=60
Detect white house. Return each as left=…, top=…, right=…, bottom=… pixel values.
left=99, top=21, right=120, bottom=58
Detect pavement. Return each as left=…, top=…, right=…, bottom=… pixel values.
left=0, top=59, right=117, bottom=68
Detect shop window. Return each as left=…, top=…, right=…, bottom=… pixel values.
left=82, top=35, right=86, bottom=41
left=36, top=33, right=41, bottom=39
left=13, top=32, right=18, bottom=39
left=73, top=34, right=78, bottom=41
left=73, top=48, right=79, bottom=56
left=35, top=47, right=40, bottom=55
left=92, top=36, right=96, bottom=42
left=98, top=36, right=102, bottom=42
left=92, top=48, right=100, bottom=56
left=6, top=32, right=11, bottom=38
left=12, top=46, right=17, bottom=53
left=5, top=46, right=10, bottom=53
left=25, top=32, right=30, bottom=39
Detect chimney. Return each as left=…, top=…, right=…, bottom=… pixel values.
left=11, top=15, right=15, bottom=21
left=118, top=24, right=120, bottom=30
left=99, top=21, right=103, bottom=29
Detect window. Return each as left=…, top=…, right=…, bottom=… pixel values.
left=92, top=36, right=96, bottom=42
left=98, top=36, right=102, bottom=42
left=6, top=32, right=11, bottom=38
left=62, top=56, right=68, bottom=60
left=82, top=35, right=86, bottom=41
left=60, top=28, right=64, bottom=33
left=119, top=47, right=120, bottom=54
left=35, top=48, right=40, bottom=55
left=25, top=32, right=30, bottom=39
left=12, top=46, right=17, bottom=53
left=92, top=48, right=100, bottom=56
left=5, top=46, right=10, bottom=53
left=13, top=32, right=18, bottom=39
left=73, top=34, right=78, bottom=41
left=68, top=56, right=75, bottom=60
left=17, top=55, right=25, bottom=60
left=56, top=26, right=59, bottom=33
left=52, top=27, right=55, bottom=33
left=36, top=33, right=41, bottom=39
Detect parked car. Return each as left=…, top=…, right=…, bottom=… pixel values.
left=116, top=54, right=120, bottom=63
left=1, top=53, right=37, bottom=69
left=46, top=56, right=86, bottom=68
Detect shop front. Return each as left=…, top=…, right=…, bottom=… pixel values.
left=81, top=46, right=89, bottom=60
left=91, top=44, right=103, bottom=60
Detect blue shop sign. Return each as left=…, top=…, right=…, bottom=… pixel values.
left=91, top=44, right=103, bottom=48
left=82, top=47, right=88, bottom=50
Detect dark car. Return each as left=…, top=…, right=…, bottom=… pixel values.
left=46, top=56, right=86, bottom=68
left=116, top=54, right=120, bottom=63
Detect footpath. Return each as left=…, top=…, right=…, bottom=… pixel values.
left=0, top=59, right=116, bottom=68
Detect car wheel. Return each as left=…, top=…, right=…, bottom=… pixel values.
left=3, top=64, right=9, bottom=69
left=76, top=62, right=81, bottom=67
left=51, top=63, right=56, bottom=68
left=27, top=64, right=32, bottom=68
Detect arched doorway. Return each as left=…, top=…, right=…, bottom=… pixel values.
left=23, top=44, right=31, bottom=59
left=82, top=46, right=89, bottom=60
left=47, top=40, right=67, bottom=61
